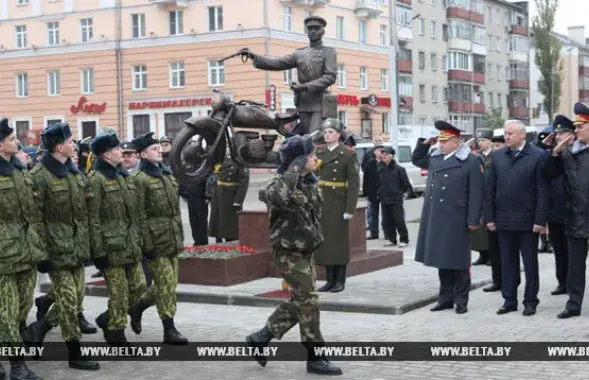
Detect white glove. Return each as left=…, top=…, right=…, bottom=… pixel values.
left=343, top=213, right=354, bottom=220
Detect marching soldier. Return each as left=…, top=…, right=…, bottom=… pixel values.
left=121, top=141, right=139, bottom=172
left=160, top=136, right=172, bottom=167
left=127, top=132, right=188, bottom=344
left=28, top=123, right=99, bottom=369
left=0, top=118, right=48, bottom=380
left=207, top=156, right=249, bottom=243
left=85, top=132, right=148, bottom=346
left=247, top=135, right=342, bottom=375
left=412, top=121, right=486, bottom=314
left=314, top=119, right=360, bottom=293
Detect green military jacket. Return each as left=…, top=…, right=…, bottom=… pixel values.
left=30, top=153, right=90, bottom=270
left=0, top=155, right=47, bottom=275
left=263, top=156, right=323, bottom=253
left=85, top=159, right=142, bottom=266
left=132, top=159, right=183, bottom=258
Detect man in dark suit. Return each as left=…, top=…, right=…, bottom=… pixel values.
left=485, top=120, right=549, bottom=316
left=412, top=121, right=486, bottom=314
left=362, top=145, right=384, bottom=240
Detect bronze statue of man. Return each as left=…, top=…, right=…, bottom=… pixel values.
left=239, top=16, right=337, bottom=136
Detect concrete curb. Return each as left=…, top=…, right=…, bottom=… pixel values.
left=41, top=276, right=494, bottom=315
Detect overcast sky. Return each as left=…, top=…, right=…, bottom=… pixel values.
left=527, top=0, right=589, bottom=37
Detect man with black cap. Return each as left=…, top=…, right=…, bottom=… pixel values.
left=412, top=120, right=486, bottom=314
left=238, top=16, right=337, bottom=135
left=85, top=132, right=148, bottom=345
left=0, top=118, right=49, bottom=380
left=471, top=128, right=494, bottom=267
left=247, top=134, right=342, bottom=375
left=77, top=136, right=92, bottom=172
left=160, top=136, right=172, bottom=167
left=544, top=103, right=589, bottom=318
left=127, top=132, right=187, bottom=344
left=314, top=118, right=360, bottom=293
left=28, top=122, right=99, bottom=370
left=492, top=135, right=506, bottom=150
left=121, top=141, right=139, bottom=173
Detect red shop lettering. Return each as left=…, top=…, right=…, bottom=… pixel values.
left=337, top=94, right=359, bottom=106
left=70, top=96, right=107, bottom=114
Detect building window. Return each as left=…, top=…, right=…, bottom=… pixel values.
left=430, top=21, right=436, bottom=38
left=47, top=22, right=59, bottom=46
left=432, top=85, right=438, bottom=103
left=418, top=18, right=425, bottom=35
left=132, top=65, right=147, bottom=91
left=338, top=111, right=347, bottom=125
left=473, top=54, right=485, bottom=74
left=208, top=60, right=225, bottom=86
left=419, top=85, right=425, bottom=102
left=169, top=62, right=185, bottom=88
left=396, top=5, right=412, bottom=27
left=488, top=92, right=494, bottom=107
left=17, top=0, right=29, bottom=4
left=337, top=65, right=346, bottom=88
left=473, top=26, right=485, bottom=45
left=448, top=83, right=473, bottom=102
left=398, top=75, right=412, bottom=96
left=81, top=68, right=95, bottom=94
left=418, top=51, right=425, bottom=69
left=336, top=16, right=344, bottom=39
left=443, top=86, right=448, bottom=103
left=447, top=51, right=470, bottom=71
left=510, top=35, right=529, bottom=53
left=283, top=7, right=292, bottom=31
left=419, top=117, right=426, bottom=126
left=16, top=73, right=28, bottom=98
left=495, top=8, right=500, bottom=24
left=133, top=115, right=150, bottom=138
left=80, top=18, right=93, bottom=43
left=399, top=111, right=412, bottom=125
left=496, top=36, right=502, bottom=52
left=380, top=24, right=387, bottom=46
left=382, top=112, right=389, bottom=133
left=487, top=63, right=493, bottom=79
left=208, top=6, right=223, bottom=32
left=132, top=14, right=145, bottom=38
left=487, top=34, right=493, bottom=49
left=497, top=94, right=502, bottom=108
left=15, top=121, right=29, bottom=143
left=360, top=67, right=368, bottom=90
left=380, top=69, right=388, bottom=92
left=399, top=48, right=412, bottom=61
left=442, top=54, right=447, bottom=71
left=304, top=10, right=312, bottom=19
left=359, top=20, right=367, bottom=43
left=15, top=25, right=27, bottom=49
left=169, top=10, right=183, bottom=35
left=496, top=64, right=501, bottom=80
left=47, top=70, right=60, bottom=96
left=430, top=53, right=437, bottom=70
left=449, top=20, right=471, bottom=40
left=284, top=68, right=297, bottom=84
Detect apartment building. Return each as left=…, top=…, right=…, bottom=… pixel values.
left=0, top=0, right=530, bottom=142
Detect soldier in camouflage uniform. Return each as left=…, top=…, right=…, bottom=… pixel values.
left=127, top=132, right=187, bottom=345
left=28, top=123, right=99, bottom=370
left=247, top=135, right=342, bottom=376
left=84, top=133, right=148, bottom=346
left=0, top=118, right=48, bottom=380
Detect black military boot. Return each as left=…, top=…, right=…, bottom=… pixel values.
left=78, top=313, right=97, bottom=334
left=95, top=311, right=109, bottom=341
left=305, top=344, right=343, bottom=376
left=8, top=357, right=42, bottom=380
left=104, top=330, right=132, bottom=348
left=129, top=299, right=151, bottom=335
left=34, top=294, right=53, bottom=321
left=330, top=266, right=347, bottom=293
left=317, top=266, right=335, bottom=292
left=31, top=319, right=53, bottom=356
left=245, top=325, right=274, bottom=367
left=66, top=341, right=100, bottom=370
left=19, top=322, right=36, bottom=347
left=0, top=362, right=4, bottom=380
left=162, top=319, right=188, bottom=345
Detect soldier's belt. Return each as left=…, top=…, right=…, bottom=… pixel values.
left=318, top=180, right=347, bottom=188
left=217, top=180, right=238, bottom=187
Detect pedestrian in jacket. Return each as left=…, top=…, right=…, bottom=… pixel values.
left=362, top=145, right=384, bottom=240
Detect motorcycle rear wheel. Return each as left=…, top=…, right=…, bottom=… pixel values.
left=170, top=119, right=226, bottom=185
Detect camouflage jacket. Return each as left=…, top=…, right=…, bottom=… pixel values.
left=30, top=153, right=90, bottom=270
left=85, top=159, right=142, bottom=266
left=132, top=159, right=183, bottom=258
left=0, top=155, right=47, bottom=275
left=262, top=156, right=323, bottom=253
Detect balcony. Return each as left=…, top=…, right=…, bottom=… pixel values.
left=448, top=101, right=485, bottom=114
left=148, top=0, right=188, bottom=7
left=397, top=0, right=411, bottom=5
left=397, top=60, right=412, bottom=73
left=579, top=90, right=589, bottom=101
left=509, top=79, right=529, bottom=90
left=510, top=24, right=528, bottom=37
left=399, top=96, right=413, bottom=110
left=509, top=51, right=529, bottom=63
left=447, top=7, right=484, bottom=24
left=509, top=106, right=529, bottom=119
left=580, top=66, right=589, bottom=77
left=447, top=70, right=485, bottom=84
left=279, top=0, right=330, bottom=7
left=355, top=0, right=382, bottom=20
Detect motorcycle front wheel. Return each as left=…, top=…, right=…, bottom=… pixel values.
left=170, top=118, right=227, bottom=185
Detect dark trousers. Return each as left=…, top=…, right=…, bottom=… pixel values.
left=368, top=200, right=380, bottom=237
left=565, top=236, right=588, bottom=311
left=381, top=203, right=408, bottom=243
left=141, top=257, right=152, bottom=287
left=437, top=269, right=471, bottom=307
left=548, top=222, right=568, bottom=287
left=488, top=230, right=502, bottom=286
left=187, top=193, right=209, bottom=246
left=498, top=231, right=539, bottom=308
left=295, top=111, right=324, bottom=135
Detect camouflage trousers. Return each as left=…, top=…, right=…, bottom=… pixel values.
left=0, top=269, right=37, bottom=345
left=104, top=262, right=147, bottom=330
left=139, top=256, right=178, bottom=320
left=45, top=267, right=85, bottom=341
left=266, top=249, right=324, bottom=343
left=44, top=283, right=84, bottom=313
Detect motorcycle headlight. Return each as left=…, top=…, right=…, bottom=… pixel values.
left=211, top=92, right=225, bottom=111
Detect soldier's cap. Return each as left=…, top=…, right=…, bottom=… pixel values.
left=97, top=126, right=117, bottom=135
left=573, top=102, right=589, bottom=125
left=322, top=118, right=345, bottom=134
left=491, top=135, right=505, bottom=143
left=121, top=141, right=136, bottom=153
left=41, top=123, right=72, bottom=151
left=77, top=136, right=92, bottom=153
left=304, top=16, right=327, bottom=27
left=0, top=118, right=14, bottom=142
left=372, top=144, right=385, bottom=151
left=434, top=120, right=461, bottom=141
left=381, top=146, right=396, bottom=156
left=160, top=136, right=172, bottom=144
left=91, top=132, right=121, bottom=155
left=278, top=134, right=315, bottom=167
left=131, top=132, right=160, bottom=153
left=553, top=115, right=575, bottom=133
left=475, top=128, right=493, bottom=140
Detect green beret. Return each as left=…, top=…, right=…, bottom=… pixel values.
left=41, top=123, right=72, bottom=151
left=131, top=132, right=159, bottom=153
left=91, top=133, right=121, bottom=155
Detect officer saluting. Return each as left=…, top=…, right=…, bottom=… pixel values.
left=412, top=121, right=486, bottom=314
